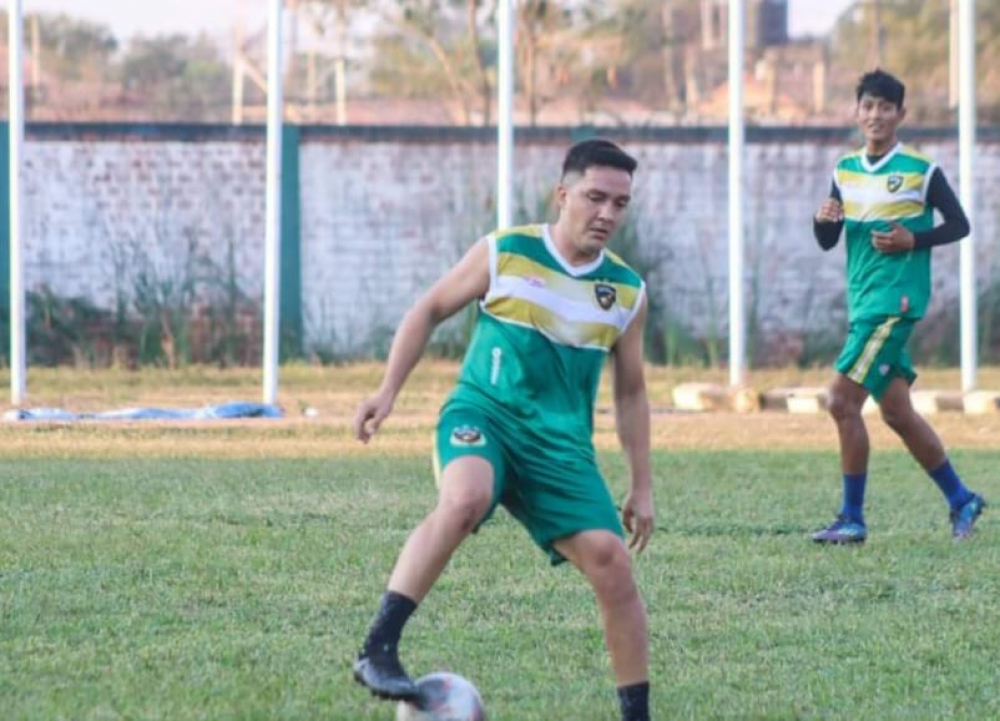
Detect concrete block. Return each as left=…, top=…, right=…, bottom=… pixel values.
left=760, top=387, right=796, bottom=412
left=671, top=382, right=731, bottom=412
left=784, top=387, right=828, bottom=414
left=911, top=390, right=965, bottom=414
left=730, top=385, right=762, bottom=413
left=937, top=391, right=967, bottom=412
left=963, top=391, right=1000, bottom=415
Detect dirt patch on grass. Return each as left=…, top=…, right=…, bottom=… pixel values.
left=2, top=408, right=998, bottom=459
left=2, top=364, right=999, bottom=457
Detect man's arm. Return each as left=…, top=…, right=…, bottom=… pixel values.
left=611, top=294, right=654, bottom=552
left=871, top=168, right=971, bottom=255
left=354, top=237, right=491, bottom=442
left=913, top=167, right=970, bottom=250
left=814, top=182, right=844, bottom=251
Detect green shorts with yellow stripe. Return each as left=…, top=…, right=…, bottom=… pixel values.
left=835, top=315, right=917, bottom=400
left=433, top=402, right=623, bottom=565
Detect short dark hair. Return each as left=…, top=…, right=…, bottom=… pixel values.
left=856, top=69, right=905, bottom=108
left=561, top=138, right=637, bottom=179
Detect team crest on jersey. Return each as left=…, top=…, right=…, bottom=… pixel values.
left=595, top=283, right=617, bottom=310
left=886, top=174, right=903, bottom=193
left=451, top=425, right=486, bottom=447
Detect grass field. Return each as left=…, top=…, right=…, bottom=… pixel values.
left=1, top=365, right=999, bottom=720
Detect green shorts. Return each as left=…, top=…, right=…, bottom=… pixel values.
left=835, top=315, right=917, bottom=401
left=433, top=403, right=623, bottom=565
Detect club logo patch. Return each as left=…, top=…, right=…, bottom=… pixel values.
left=450, top=425, right=486, bottom=447
left=595, top=283, right=617, bottom=310
left=886, top=174, right=903, bottom=193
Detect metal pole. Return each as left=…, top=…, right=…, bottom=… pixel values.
left=496, top=0, right=514, bottom=229
left=232, top=17, right=245, bottom=125
left=958, top=0, right=977, bottom=391
left=334, top=4, right=348, bottom=125
left=9, top=0, right=26, bottom=404
left=727, top=0, right=746, bottom=386
left=263, top=0, right=284, bottom=404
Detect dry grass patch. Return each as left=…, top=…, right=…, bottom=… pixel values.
left=2, top=363, right=999, bottom=459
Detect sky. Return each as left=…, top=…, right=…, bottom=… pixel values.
left=11, top=0, right=855, bottom=42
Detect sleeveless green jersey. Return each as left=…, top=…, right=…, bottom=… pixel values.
left=833, top=142, right=937, bottom=320
left=446, top=224, right=645, bottom=447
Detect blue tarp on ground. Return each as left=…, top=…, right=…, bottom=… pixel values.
left=4, top=402, right=284, bottom=422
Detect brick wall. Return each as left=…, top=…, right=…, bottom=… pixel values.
left=16, top=125, right=1000, bottom=362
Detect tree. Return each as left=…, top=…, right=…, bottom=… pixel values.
left=827, top=0, right=1000, bottom=124
left=577, top=0, right=682, bottom=110
left=33, top=13, right=118, bottom=82
left=367, top=0, right=497, bottom=125
left=285, top=0, right=374, bottom=121
left=120, top=35, right=232, bottom=121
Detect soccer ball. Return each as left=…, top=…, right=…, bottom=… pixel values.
left=396, top=672, right=486, bottom=721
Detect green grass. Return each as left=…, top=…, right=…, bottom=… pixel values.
left=2, top=451, right=998, bottom=720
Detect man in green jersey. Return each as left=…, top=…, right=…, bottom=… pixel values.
left=352, top=139, right=655, bottom=721
left=812, top=69, right=986, bottom=544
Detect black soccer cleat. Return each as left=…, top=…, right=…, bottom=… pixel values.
left=352, top=649, right=421, bottom=702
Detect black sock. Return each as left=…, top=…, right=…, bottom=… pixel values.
left=361, top=591, right=418, bottom=657
left=617, top=681, right=650, bottom=721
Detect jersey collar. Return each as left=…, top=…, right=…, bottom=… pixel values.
left=542, top=223, right=605, bottom=277
left=861, top=141, right=902, bottom=173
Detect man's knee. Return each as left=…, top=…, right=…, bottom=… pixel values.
left=574, top=533, right=638, bottom=603
left=439, top=495, right=488, bottom=531
left=827, top=393, right=859, bottom=422
left=435, top=459, right=493, bottom=532
left=879, top=402, right=912, bottom=432
left=827, top=383, right=865, bottom=422
left=878, top=384, right=917, bottom=433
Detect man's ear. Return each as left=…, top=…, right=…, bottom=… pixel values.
left=554, top=182, right=568, bottom=208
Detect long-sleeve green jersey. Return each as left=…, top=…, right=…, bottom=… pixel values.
left=832, top=143, right=942, bottom=320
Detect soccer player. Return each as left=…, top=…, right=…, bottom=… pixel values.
left=811, top=69, right=986, bottom=544
left=352, top=139, right=655, bottom=721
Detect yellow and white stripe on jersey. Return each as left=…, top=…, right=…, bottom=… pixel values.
left=835, top=143, right=936, bottom=225
left=481, top=224, right=644, bottom=352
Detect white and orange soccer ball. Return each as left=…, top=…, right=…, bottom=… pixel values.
left=396, top=672, right=486, bottom=721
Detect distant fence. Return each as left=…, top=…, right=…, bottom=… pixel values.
left=2, top=122, right=999, bottom=367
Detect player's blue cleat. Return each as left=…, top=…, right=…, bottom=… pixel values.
left=811, top=515, right=868, bottom=544
left=353, top=648, right=421, bottom=702
left=950, top=493, right=986, bottom=540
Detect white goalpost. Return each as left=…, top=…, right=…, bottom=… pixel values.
left=7, top=0, right=26, bottom=405
left=728, top=0, right=747, bottom=387
left=262, top=0, right=285, bottom=405
left=958, top=0, right=977, bottom=391
left=496, top=0, right=514, bottom=231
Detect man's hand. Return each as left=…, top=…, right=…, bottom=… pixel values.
left=353, top=390, right=395, bottom=443
left=621, top=488, right=655, bottom=554
left=870, top=222, right=915, bottom=254
left=814, top=198, right=844, bottom=223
